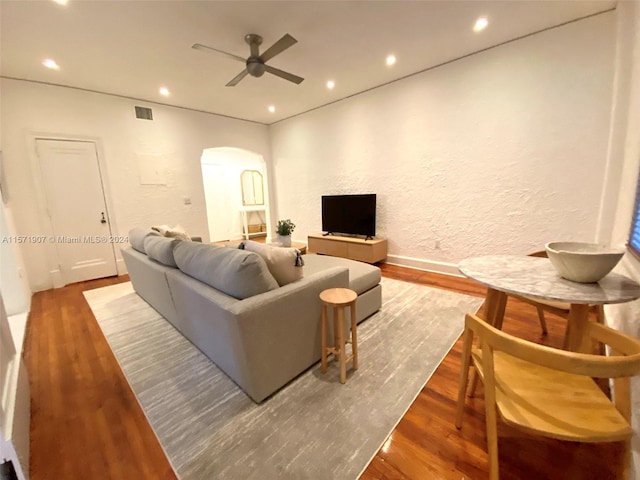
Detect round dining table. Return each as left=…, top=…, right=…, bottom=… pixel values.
left=458, top=255, right=640, bottom=351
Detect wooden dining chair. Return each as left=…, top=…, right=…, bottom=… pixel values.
left=456, top=312, right=640, bottom=480
left=512, top=250, right=605, bottom=340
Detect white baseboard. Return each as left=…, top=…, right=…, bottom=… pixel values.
left=50, top=269, right=64, bottom=289
left=50, top=260, right=128, bottom=287
left=116, top=258, right=127, bottom=275
left=384, top=254, right=463, bottom=277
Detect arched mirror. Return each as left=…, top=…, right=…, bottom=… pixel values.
left=240, top=170, right=264, bottom=206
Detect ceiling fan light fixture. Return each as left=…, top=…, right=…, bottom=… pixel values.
left=247, top=61, right=266, bottom=77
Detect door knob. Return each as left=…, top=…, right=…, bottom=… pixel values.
left=100, top=212, right=107, bottom=224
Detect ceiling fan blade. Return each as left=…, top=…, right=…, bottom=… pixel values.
left=192, top=43, right=246, bottom=63
left=260, top=34, right=297, bottom=62
left=264, top=65, right=304, bottom=85
left=226, top=69, right=249, bottom=87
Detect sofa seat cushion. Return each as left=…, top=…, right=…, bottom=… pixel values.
left=241, top=240, right=303, bottom=286
left=173, top=241, right=279, bottom=299
left=143, top=235, right=180, bottom=267
left=129, top=227, right=161, bottom=254
left=303, top=254, right=381, bottom=294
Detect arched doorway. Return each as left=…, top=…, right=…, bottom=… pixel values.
left=200, top=147, right=271, bottom=242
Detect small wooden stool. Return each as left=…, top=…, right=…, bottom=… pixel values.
left=319, top=288, right=358, bottom=384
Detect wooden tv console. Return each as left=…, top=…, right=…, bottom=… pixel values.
left=308, top=234, right=388, bottom=264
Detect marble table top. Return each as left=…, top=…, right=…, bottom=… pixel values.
left=458, top=255, right=640, bottom=305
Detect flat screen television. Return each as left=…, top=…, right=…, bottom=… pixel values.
left=322, top=194, right=376, bottom=238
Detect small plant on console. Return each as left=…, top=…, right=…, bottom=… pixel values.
left=276, top=219, right=296, bottom=236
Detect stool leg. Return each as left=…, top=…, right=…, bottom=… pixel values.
left=321, top=303, right=328, bottom=374
left=350, top=302, right=358, bottom=370
left=333, top=306, right=339, bottom=360
left=338, top=306, right=346, bottom=384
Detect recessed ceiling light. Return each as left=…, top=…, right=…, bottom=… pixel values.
left=159, top=87, right=170, bottom=97
left=52, top=0, right=68, bottom=4
left=42, top=59, right=60, bottom=70
left=386, top=55, right=396, bottom=66
left=268, top=105, right=276, bottom=113
left=326, top=80, right=335, bottom=90
left=473, top=17, right=489, bottom=32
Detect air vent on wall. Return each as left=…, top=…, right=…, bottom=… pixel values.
left=134, top=106, right=153, bottom=120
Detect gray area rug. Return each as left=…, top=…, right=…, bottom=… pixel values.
left=84, top=277, right=481, bottom=480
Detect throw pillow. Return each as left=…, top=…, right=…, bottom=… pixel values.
left=165, top=229, right=190, bottom=241
left=151, top=224, right=171, bottom=236
left=152, top=224, right=191, bottom=241
left=173, top=241, right=279, bottom=299
left=129, top=227, right=161, bottom=254
left=143, top=235, right=180, bottom=267
left=241, top=240, right=304, bottom=287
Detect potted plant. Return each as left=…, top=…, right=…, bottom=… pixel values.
left=275, top=219, right=295, bottom=247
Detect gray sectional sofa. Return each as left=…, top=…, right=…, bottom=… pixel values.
left=121, top=228, right=382, bottom=402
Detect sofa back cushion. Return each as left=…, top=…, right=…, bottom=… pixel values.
left=240, top=241, right=304, bottom=286
left=129, top=227, right=161, bottom=254
left=173, top=242, right=279, bottom=299
left=143, top=235, right=180, bottom=267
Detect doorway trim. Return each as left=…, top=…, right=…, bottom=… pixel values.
left=200, top=146, right=272, bottom=243
left=26, top=132, right=121, bottom=287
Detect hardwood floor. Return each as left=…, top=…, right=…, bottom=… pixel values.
left=23, top=264, right=624, bottom=479
left=24, top=275, right=176, bottom=480
left=361, top=264, right=624, bottom=480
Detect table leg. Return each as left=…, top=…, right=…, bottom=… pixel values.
left=483, top=288, right=507, bottom=327
left=482, top=288, right=497, bottom=324
left=241, top=211, right=249, bottom=240
left=493, top=293, right=508, bottom=330
left=566, top=304, right=591, bottom=352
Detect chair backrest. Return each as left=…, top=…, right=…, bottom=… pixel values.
left=465, top=313, right=640, bottom=379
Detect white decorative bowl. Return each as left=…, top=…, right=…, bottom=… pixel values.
left=545, top=242, right=625, bottom=283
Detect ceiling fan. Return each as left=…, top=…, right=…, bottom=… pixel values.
left=192, top=33, right=304, bottom=87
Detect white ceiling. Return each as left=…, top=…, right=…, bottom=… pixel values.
left=1, top=0, right=615, bottom=125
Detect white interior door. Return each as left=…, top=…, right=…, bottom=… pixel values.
left=36, top=139, right=117, bottom=285
left=202, top=163, right=232, bottom=242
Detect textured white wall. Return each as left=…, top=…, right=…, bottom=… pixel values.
left=270, top=13, right=615, bottom=268
left=0, top=202, right=29, bottom=315
left=603, top=2, right=640, bottom=476
left=0, top=79, right=271, bottom=291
